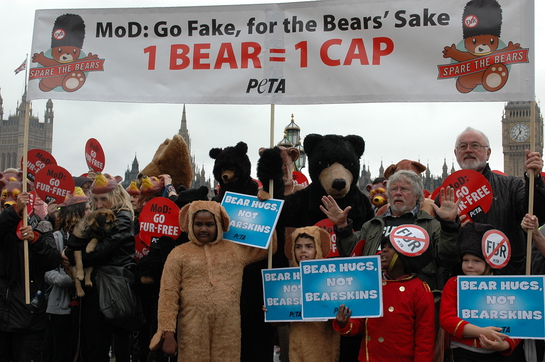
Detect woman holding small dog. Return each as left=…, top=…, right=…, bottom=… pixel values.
left=46, top=187, right=91, bottom=362
left=64, top=173, right=135, bottom=362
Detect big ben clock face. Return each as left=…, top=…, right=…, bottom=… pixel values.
left=510, top=123, right=530, bottom=142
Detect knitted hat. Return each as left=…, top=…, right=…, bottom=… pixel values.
left=140, top=176, right=162, bottom=195
left=60, top=187, right=89, bottom=206
left=91, top=173, right=117, bottom=194
left=126, top=180, right=141, bottom=196
left=458, top=222, right=495, bottom=261
left=51, top=14, right=86, bottom=48
left=462, top=0, right=502, bottom=39
left=285, top=226, right=331, bottom=262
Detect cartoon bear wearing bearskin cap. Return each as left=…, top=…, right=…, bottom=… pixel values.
left=32, top=13, right=99, bottom=92
left=442, top=0, right=522, bottom=93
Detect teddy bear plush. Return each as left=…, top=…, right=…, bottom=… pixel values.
left=209, top=141, right=259, bottom=202
left=139, top=134, right=193, bottom=191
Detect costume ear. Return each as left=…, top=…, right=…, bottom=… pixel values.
left=209, top=148, right=223, bottom=159
left=258, top=147, right=266, bottom=156
left=411, top=161, right=427, bottom=174
left=366, top=183, right=373, bottom=192
left=285, top=147, right=300, bottom=162
left=303, top=134, right=323, bottom=157
left=345, top=135, right=365, bottom=158
left=179, top=203, right=191, bottom=232
left=317, top=228, right=331, bottom=258
left=234, top=141, right=248, bottom=155
left=384, top=164, right=397, bottom=179
left=219, top=205, right=230, bottom=232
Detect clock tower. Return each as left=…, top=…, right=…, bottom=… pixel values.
left=502, top=101, right=543, bottom=177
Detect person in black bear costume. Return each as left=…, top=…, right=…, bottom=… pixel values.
left=209, top=141, right=279, bottom=362
left=258, top=134, right=375, bottom=362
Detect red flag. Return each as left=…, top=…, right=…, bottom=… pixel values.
left=14, top=58, right=26, bottom=75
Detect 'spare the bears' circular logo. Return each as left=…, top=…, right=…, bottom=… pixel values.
left=53, top=29, right=66, bottom=40
left=464, top=15, right=479, bottom=28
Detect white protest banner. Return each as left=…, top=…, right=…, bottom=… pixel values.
left=262, top=267, right=303, bottom=322
left=221, top=191, right=283, bottom=249
left=458, top=276, right=545, bottom=339
left=27, top=0, right=533, bottom=104
left=301, top=256, right=382, bottom=319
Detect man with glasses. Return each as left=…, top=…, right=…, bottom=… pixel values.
left=454, top=127, right=545, bottom=275
left=321, top=170, right=460, bottom=291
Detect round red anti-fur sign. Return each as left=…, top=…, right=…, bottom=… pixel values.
left=134, top=234, right=149, bottom=262
left=431, top=169, right=493, bottom=222
left=85, top=138, right=105, bottom=172
left=481, top=229, right=511, bottom=269
left=33, top=165, right=75, bottom=204
left=138, top=197, right=181, bottom=244
left=293, top=171, right=309, bottom=187
left=27, top=191, right=37, bottom=217
left=390, top=225, right=430, bottom=257
left=22, top=149, right=57, bottom=182
left=313, top=218, right=339, bottom=258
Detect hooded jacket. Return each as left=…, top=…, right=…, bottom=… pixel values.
left=150, top=201, right=276, bottom=361
left=287, top=226, right=340, bottom=362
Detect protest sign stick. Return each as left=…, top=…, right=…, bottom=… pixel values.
left=268, top=104, right=275, bottom=270
left=526, top=100, right=536, bottom=276
left=22, top=99, right=31, bottom=304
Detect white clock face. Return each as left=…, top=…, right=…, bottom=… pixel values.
left=510, top=123, right=530, bottom=142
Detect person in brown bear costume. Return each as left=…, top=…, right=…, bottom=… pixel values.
left=150, top=200, right=276, bottom=361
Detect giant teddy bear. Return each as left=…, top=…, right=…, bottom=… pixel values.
left=258, top=134, right=374, bottom=362
left=139, top=134, right=193, bottom=191
left=208, top=141, right=275, bottom=362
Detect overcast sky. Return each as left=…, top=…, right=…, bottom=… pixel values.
left=1, top=0, right=543, bottom=184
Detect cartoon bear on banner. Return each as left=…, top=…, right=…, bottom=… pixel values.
left=442, top=0, right=522, bottom=93
left=139, top=134, right=193, bottom=191
left=32, top=13, right=99, bottom=92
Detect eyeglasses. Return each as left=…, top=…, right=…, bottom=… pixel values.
left=456, top=142, right=489, bottom=151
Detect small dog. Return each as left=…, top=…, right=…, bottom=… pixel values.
left=69, top=209, right=116, bottom=296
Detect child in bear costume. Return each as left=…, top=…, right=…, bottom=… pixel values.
left=286, top=226, right=340, bottom=362
left=149, top=201, right=276, bottom=361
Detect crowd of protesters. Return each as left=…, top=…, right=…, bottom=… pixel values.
left=1, top=126, right=545, bottom=362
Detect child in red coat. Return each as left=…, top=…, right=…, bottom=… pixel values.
left=333, top=236, right=435, bottom=361
left=439, top=223, right=520, bottom=361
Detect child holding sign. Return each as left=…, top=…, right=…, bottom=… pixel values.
left=333, top=235, right=435, bottom=361
left=439, top=223, right=520, bottom=361
left=149, top=201, right=276, bottom=361
left=285, top=226, right=340, bottom=362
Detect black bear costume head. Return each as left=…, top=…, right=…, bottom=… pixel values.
left=209, top=141, right=258, bottom=199
left=304, top=134, right=365, bottom=199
